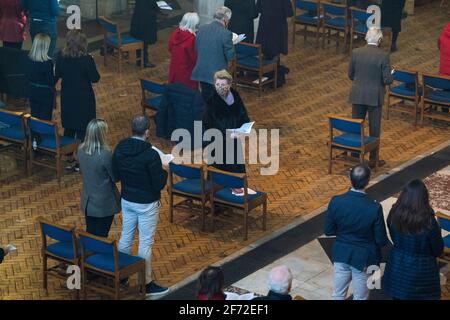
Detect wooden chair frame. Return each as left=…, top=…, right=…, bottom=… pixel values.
left=207, top=167, right=267, bottom=241
left=0, top=110, right=29, bottom=174
left=292, top=0, right=323, bottom=47
left=321, top=2, right=349, bottom=52
left=349, top=6, right=371, bottom=52
left=420, top=73, right=450, bottom=126
left=435, top=211, right=450, bottom=265
left=140, top=77, right=166, bottom=117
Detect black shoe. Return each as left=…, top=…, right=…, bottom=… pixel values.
left=145, top=281, right=169, bottom=296
left=144, top=63, right=156, bottom=69
left=65, top=163, right=79, bottom=172
left=390, top=44, right=398, bottom=53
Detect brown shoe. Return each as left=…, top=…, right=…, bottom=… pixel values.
left=369, top=160, right=386, bottom=168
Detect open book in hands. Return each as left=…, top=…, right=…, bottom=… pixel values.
left=225, top=291, right=255, bottom=300
left=233, top=33, right=247, bottom=45
left=234, top=122, right=255, bottom=135
left=157, top=1, right=173, bottom=10
left=152, top=146, right=174, bottom=166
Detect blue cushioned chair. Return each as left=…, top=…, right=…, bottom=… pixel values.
left=207, top=167, right=267, bottom=241
left=293, top=0, right=322, bottom=47
left=168, top=163, right=218, bottom=231
left=140, top=78, right=165, bottom=118
left=77, top=231, right=146, bottom=300
left=0, top=109, right=28, bottom=173
left=99, top=16, right=144, bottom=73
left=328, top=115, right=380, bottom=174
left=421, top=73, right=450, bottom=126
left=386, top=68, right=420, bottom=126
left=28, top=117, right=78, bottom=184
left=235, top=42, right=278, bottom=96
left=322, top=2, right=348, bottom=51
left=349, top=7, right=372, bottom=51
left=436, top=212, right=450, bottom=266
left=37, top=217, right=80, bottom=297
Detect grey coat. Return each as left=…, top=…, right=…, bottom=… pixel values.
left=78, top=147, right=121, bottom=218
left=348, top=45, right=393, bottom=107
left=191, top=20, right=235, bottom=84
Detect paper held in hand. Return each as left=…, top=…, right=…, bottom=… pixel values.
left=157, top=1, right=173, bottom=10
left=225, top=291, right=255, bottom=300
left=233, top=33, right=247, bottom=45
left=234, top=121, right=255, bottom=135
left=6, top=244, right=17, bottom=253
left=152, top=146, right=174, bottom=166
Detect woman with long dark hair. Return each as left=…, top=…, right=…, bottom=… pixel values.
left=383, top=179, right=444, bottom=300
left=197, top=266, right=226, bottom=300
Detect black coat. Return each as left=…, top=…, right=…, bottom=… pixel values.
left=112, top=138, right=168, bottom=204
left=256, top=0, right=293, bottom=58
left=381, top=0, right=406, bottom=32
left=203, top=88, right=250, bottom=174
left=130, top=0, right=159, bottom=44
left=225, top=0, right=258, bottom=44
left=27, top=58, right=55, bottom=120
left=55, top=54, right=100, bottom=131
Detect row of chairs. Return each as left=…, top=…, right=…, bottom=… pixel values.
left=38, top=217, right=146, bottom=299
left=0, top=110, right=78, bottom=183
left=293, top=0, right=379, bottom=52
left=387, top=69, right=450, bottom=126
left=168, top=163, right=267, bottom=241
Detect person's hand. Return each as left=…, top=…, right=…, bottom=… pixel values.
left=1, top=246, right=9, bottom=255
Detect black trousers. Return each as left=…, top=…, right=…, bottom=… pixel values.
left=3, top=41, right=23, bottom=50
left=200, top=82, right=214, bottom=102
left=352, top=104, right=382, bottom=161
left=85, top=215, right=114, bottom=238
left=64, top=128, right=86, bottom=142
left=136, top=41, right=149, bottom=65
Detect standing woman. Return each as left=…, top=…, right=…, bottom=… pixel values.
left=0, top=0, right=27, bottom=49
left=383, top=180, right=444, bottom=300
left=256, top=0, right=294, bottom=59
left=168, top=12, right=199, bottom=90
left=438, top=23, right=450, bottom=77
left=78, top=119, right=120, bottom=237
left=55, top=30, right=100, bottom=145
left=27, top=33, right=55, bottom=120
left=225, top=0, right=258, bottom=44
left=381, top=0, right=406, bottom=52
left=130, top=0, right=159, bottom=68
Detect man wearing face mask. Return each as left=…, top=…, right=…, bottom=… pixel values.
left=203, top=70, right=250, bottom=193
left=191, top=7, right=235, bottom=102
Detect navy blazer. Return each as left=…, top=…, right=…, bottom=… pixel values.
left=324, top=190, right=388, bottom=271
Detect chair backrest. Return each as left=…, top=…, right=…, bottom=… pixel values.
left=78, top=232, right=115, bottom=255
left=351, top=7, right=370, bottom=24
left=322, top=3, right=346, bottom=16
left=98, top=16, right=118, bottom=35
left=296, top=0, right=319, bottom=13
left=236, top=43, right=260, bottom=58
left=39, top=219, right=75, bottom=243
left=208, top=167, right=245, bottom=189
left=28, top=117, right=56, bottom=136
left=140, top=78, right=165, bottom=95
left=0, top=110, right=24, bottom=128
left=423, top=74, right=450, bottom=91
left=169, top=162, right=202, bottom=180
left=393, top=69, right=417, bottom=85
left=329, top=116, right=363, bottom=135
left=436, top=212, right=450, bottom=233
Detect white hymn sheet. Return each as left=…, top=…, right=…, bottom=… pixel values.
left=152, top=146, right=174, bottom=166
left=157, top=1, right=173, bottom=10
left=234, top=122, right=255, bottom=135
left=233, top=33, right=247, bottom=45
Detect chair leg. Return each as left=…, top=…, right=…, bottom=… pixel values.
left=292, top=22, right=296, bottom=45
left=42, top=255, right=48, bottom=295
left=201, top=196, right=206, bottom=232
left=328, top=145, right=333, bottom=174
left=210, top=194, right=215, bottom=233
left=262, top=200, right=267, bottom=231
left=81, top=265, right=87, bottom=300
left=114, top=277, right=120, bottom=300
left=243, top=208, right=248, bottom=241
left=387, top=94, right=391, bottom=120
left=258, top=70, right=262, bottom=97
left=168, top=192, right=174, bottom=223
left=414, top=99, right=418, bottom=127
left=56, top=154, right=61, bottom=185
left=360, top=151, right=364, bottom=165
left=420, top=100, right=425, bottom=127
left=103, top=42, right=107, bottom=67
left=304, top=25, right=307, bottom=44
left=118, top=49, right=122, bottom=74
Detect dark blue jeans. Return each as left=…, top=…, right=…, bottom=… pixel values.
left=30, top=20, right=57, bottom=58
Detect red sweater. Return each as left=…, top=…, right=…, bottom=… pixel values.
left=438, top=23, right=450, bottom=76
left=0, top=0, right=26, bottom=43
left=168, top=28, right=198, bottom=90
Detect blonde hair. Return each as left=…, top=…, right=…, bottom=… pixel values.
left=179, top=12, right=200, bottom=34
left=29, top=34, right=51, bottom=62
left=214, top=69, right=233, bottom=84
left=80, top=119, right=110, bottom=155
left=62, top=29, right=88, bottom=58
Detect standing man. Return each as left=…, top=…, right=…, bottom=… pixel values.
left=112, top=115, right=169, bottom=296
left=191, top=6, right=235, bottom=101
left=348, top=27, right=393, bottom=168
left=225, top=0, right=258, bottom=44
left=381, top=0, right=406, bottom=52
left=130, top=0, right=160, bottom=68
left=21, top=0, right=59, bottom=57
left=324, top=165, right=388, bottom=300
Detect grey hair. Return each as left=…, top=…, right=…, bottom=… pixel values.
left=131, top=115, right=150, bottom=137
left=267, top=266, right=293, bottom=295
left=213, top=6, right=232, bottom=22
left=365, top=27, right=383, bottom=45
left=179, top=12, right=200, bottom=34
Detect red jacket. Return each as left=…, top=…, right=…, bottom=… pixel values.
left=168, top=28, right=198, bottom=90
left=0, top=0, right=26, bottom=43
left=438, top=23, right=450, bottom=76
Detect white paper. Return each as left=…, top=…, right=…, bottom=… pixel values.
left=232, top=33, right=247, bottom=45
left=157, top=1, right=173, bottom=10
left=231, top=188, right=257, bottom=196
left=6, top=244, right=17, bottom=252
left=225, top=291, right=255, bottom=300
left=252, top=76, right=269, bottom=84
left=152, top=146, right=174, bottom=166
left=234, top=122, right=255, bottom=135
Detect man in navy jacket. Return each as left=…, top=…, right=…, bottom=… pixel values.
left=324, top=165, right=388, bottom=300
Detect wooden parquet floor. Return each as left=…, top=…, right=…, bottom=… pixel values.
left=1, top=3, right=449, bottom=299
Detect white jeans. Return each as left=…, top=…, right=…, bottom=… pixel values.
left=119, top=199, right=160, bottom=284
left=332, top=262, right=370, bottom=300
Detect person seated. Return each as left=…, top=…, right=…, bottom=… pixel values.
left=197, top=266, right=226, bottom=300
left=253, top=265, right=293, bottom=300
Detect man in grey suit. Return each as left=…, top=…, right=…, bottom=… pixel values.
left=348, top=27, right=393, bottom=167
left=191, top=6, right=235, bottom=101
